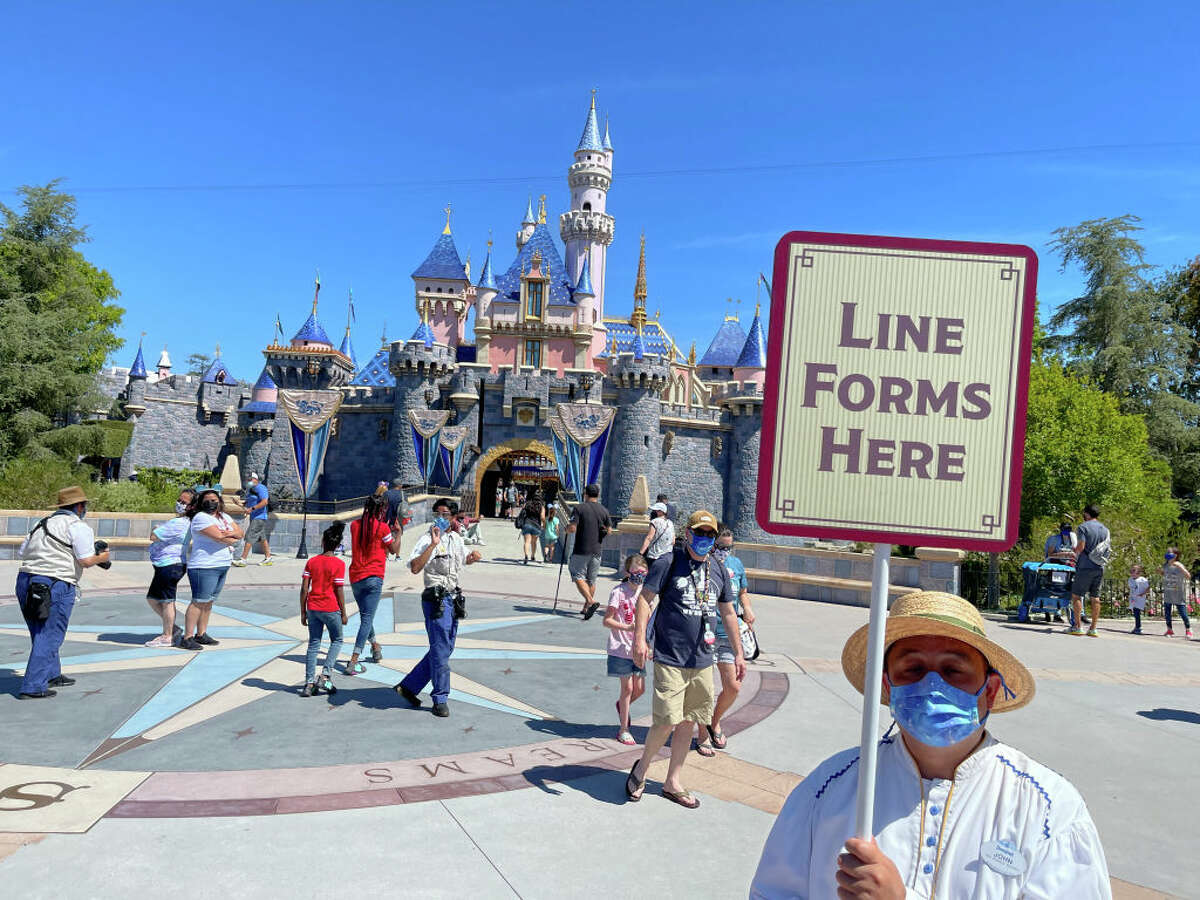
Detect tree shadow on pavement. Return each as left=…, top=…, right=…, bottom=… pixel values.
left=1137, top=708, right=1200, bottom=725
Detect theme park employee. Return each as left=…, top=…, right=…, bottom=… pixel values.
left=750, top=591, right=1110, bottom=899
left=394, top=498, right=481, bottom=718
left=15, top=486, right=111, bottom=699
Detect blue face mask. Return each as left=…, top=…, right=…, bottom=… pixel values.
left=689, top=532, right=716, bottom=557
left=887, top=671, right=988, bottom=748
left=433, top=516, right=451, bottom=532
left=628, top=572, right=646, bottom=585
left=1165, top=553, right=1176, bottom=561
left=175, top=501, right=188, bottom=515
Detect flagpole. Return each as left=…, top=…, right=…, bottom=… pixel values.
left=854, top=543, right=890, bottom=838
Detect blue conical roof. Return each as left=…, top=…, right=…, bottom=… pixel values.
left=412, top=232, right=468, bottom=281
left=631, top=330, right=646, bottom=361
left=522, top=196, right=536, bottom=225
left=602, top=117, right=613, bottom=152
left=477, top=246, right=497, bottom=291
left=574, top=254, right=594, bottom=297
left=735, top=307, right=767, bottom=368
left=339, top=330, right=356, bottom=367
left=129, top=341, right=147, bottom=378
left=577, top=98, right=603, bottom=151
left=410, top=320, right=435, bottom=348
left=494, top=224, right=576, bottom=307
left=699, top=318, right=748, bottom=367
left=252, top=367, right=276, bottom=390
left=292, top=312, right=332, bottom=346
left=202, top=357, right=236, bottom=384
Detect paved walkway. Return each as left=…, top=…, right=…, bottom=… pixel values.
left=0, top=520, right=1195, bottom=897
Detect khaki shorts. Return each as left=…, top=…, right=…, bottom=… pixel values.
left=652, top=663, right=714, bottom=727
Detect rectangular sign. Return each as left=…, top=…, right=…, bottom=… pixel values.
left=758, top=231, right=1037, bottom=551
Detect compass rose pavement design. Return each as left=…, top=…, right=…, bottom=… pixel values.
left=0, top=585, right=787, bottom=832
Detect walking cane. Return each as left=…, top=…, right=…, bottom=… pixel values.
left=552, top=525, right=574, bottom=612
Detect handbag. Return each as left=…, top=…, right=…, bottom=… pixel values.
left=738, top=616, right=760, bottom=660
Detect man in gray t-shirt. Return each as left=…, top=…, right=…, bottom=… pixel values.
left=1069, top=505, right=1110, bottom=637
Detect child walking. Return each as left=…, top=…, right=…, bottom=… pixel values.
left=1128, top=564, right=1149, bottom=634
left=300, top=523, right=348, bottom=696
left=603, top=553, right=648, bottom=745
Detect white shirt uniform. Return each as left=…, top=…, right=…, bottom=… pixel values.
left=751, top=733, right=1110, bottom=899
left=408, top=529, right=466, bottom=592
left=19, top=511, right=96, bottom=585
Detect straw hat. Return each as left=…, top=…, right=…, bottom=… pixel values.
left=56, top=486, right=88, bottom=507
left=841, top=591, right=1034, bottom=713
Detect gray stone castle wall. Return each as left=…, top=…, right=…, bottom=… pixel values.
left=122, top=378, right=238, bottom=474
left=656, top=425, right=729, bottom=526
left=320, top=404, right=395, bottom=499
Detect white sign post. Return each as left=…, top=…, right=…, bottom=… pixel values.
left=758, top=231, right=1037, bottom=839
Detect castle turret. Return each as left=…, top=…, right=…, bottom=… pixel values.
left=732, top=303, right=767, bottom=387
left=474, top=239, right=499, bottom=365
left=125, top=338, right=148, bottom=416
left=339, top=289, right=357, bottom=369
left=560, top=92, right=615, bottom=363
left=605, top=242, right=668, bottom=517
left=155, top=345, right=171, bottom=381
left=517, top=196, right=536, bottom=250
left=571, top=253, right=595, bottom=369
left=412, top=209, right=471, bottom=349
left=388, top=311, right=457, bottom=486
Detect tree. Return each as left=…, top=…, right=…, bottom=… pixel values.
left=185, top=352, right=213, bottom=376
left=1020, top=359, right=1177, bottom=537
left=0, top=182, right=124, bottom=458
left=1045, top=215, right=1177, bottom=398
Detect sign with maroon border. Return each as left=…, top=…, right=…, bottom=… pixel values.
left=757, top=232, right=1037, bottom=551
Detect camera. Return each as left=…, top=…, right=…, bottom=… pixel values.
left=94, top=539, right=112, bottom=570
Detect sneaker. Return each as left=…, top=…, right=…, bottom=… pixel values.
left=172, top=625, right=183, bottom=640
left=179, top=637, right=203, bottom=651
left=344, top=661, right=366, bottom=676
left=231, top=559, right=247, bottom=568
left=260, top=557, right=274, bottom=567
left=1086, top=629, right=1098, bottom=637
left=1130, top=628, right=1142, bottom=634
left=319, top=675, right=336, bottom=694
left=195, top=633, right=219, bottom=646
left=145, top=635, right=174, bottom=648
left=300, top=682, right=317, bottom=697
left=1067, top=628, right=1084, bottom=636
left=1188, top=630, right=1195, bottom=639
left=1165, top=629, right=1175, bottom=637
left=617, top=730, right=636, bottom=746
left=48, top=674, right=76, bottom=687
left=432, top=702, right=450, bottom=718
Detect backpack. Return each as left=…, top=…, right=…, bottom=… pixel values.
left=1087, top=534, right=1113, bottom=568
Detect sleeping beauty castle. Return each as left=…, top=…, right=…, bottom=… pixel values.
left=110, top=96, right=773, bottom=540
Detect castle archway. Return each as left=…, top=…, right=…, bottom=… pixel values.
left=473, top=438, right=557, bottom=517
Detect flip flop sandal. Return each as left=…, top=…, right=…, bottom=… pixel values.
left=695, top=741, right=716, bottom=758
left=661, top=788, right=700, bottom=809
left=706, top=724, right=728, bottom=750
left=625, top=762, right=646, bottom=802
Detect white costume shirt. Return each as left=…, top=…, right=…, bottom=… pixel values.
left=751, top=733, right=1110, bottom=899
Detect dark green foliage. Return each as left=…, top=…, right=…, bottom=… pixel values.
left=0, top=182, right=124, bottom=459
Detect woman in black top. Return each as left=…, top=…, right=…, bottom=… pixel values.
left=519, top=494, right=545, bottom=565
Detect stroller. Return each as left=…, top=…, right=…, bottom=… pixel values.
left=1018, top=560, right=1076, bottom=623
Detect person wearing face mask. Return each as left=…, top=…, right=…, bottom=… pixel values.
left=394, top=499, right=482, bottom=718
left=143, top=488, right=194, bottom=648
left=1043, top=520, right=1077, bottom=563
left=626, top=510, right=746, bottom=809
left=603, top=553, right=649, bottom=745
left=1161, top=547, right=1192, bottom=638
left=696, top=527, right=754, bottom=756
left=179, top=487, right=242, bottom=651
left=751, top=591, right=1110, bottom=899
left=15, top=486, right=110, bottom=699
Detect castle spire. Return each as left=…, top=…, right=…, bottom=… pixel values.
left=443, top=203, right=452, bottom=235
left=602, top=115, right=613, bottom=152
left=129, top=333, right=148, bottom=379
left=630, top=233, right=648, bottom=332
left=477, top=237, right=498, bottom=291
left=312, top=269, right=321, bottom=315
left=537, top=194, right=547, bottom=225
left=523, top=195, right=535, bottom=225
left=576, top=89, right=603, bottom=151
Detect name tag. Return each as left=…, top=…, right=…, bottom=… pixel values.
left=980, top=839, right=1028, bottom=877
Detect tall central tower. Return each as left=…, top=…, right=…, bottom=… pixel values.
left=560, top=92, right=615, bottom=364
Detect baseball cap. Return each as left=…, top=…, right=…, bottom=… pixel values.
left=687, top=510, right=719, bottom=532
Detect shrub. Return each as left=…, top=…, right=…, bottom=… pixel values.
left=0, top=454, right=94, bottom=510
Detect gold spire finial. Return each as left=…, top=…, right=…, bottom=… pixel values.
left=443, top=203, right=452, bottom=235
left=688, top=341, right=697, bottom=366
left=755, top=300, right=761, bottom=317
left=464, top=249, right=471, bottom=280
left=487, top=229, right=493, bottom=251
left=537, top=194, right=547, bottom=224
left=630, top=233, right=648, bottom=331
left=313, top=268, right=321, bottom=314
left=215, top=342, right=221, bottom=358
left=590, top=88, right=596, bottom=110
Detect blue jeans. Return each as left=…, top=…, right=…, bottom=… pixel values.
left=399, top=597, right=458, bottom=705
left=187, top=566, right=229, bottom=602
left=350, top=576, right=382, bottom=654
left=15, top=572, right=76, bottom=695
left=305, top=610, right=344, bottom=682
left=1164, top=603, right=1191, bottom=631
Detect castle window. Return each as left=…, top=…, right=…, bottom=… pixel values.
left=524, top=340, right=542, bottom=368
left=378, top=418, right=389, bottom=440
left=526, top=280, right=544, bottom=319
left=582, top=202, right=592, bottom=212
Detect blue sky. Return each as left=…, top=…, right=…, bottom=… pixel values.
left=3, top=2, right=1199, bottom=379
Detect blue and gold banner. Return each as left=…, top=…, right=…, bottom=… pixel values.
left=278, top=389, right=343, bottom=499
left=554, top=403, right=616, bottom=496
left=435, top=424, right=468, bottom=487
left=408, top=408, right=451, bottom=485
